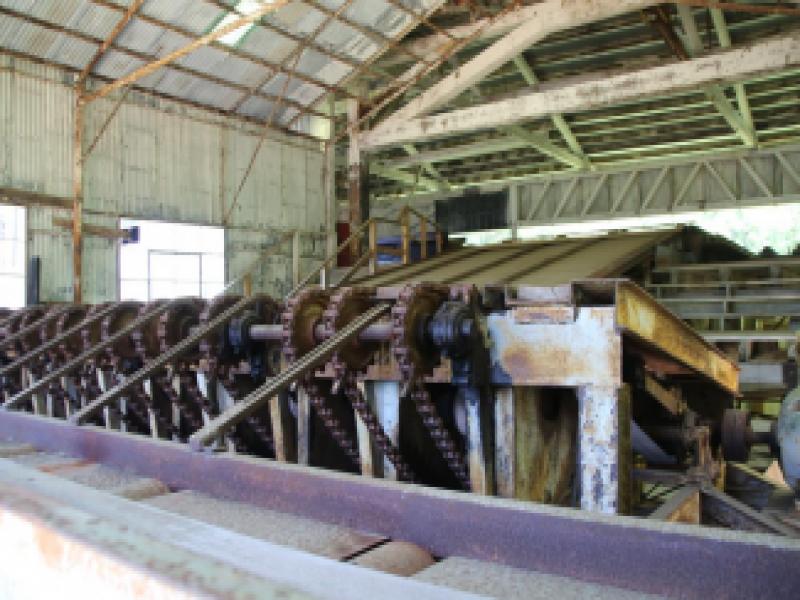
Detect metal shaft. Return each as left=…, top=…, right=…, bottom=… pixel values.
left=189, top=303, right=391, bottom=450
left=0, top=305, right=118, bottom=378
left=3, top=302, right=172, bottom=410
left=71, top=296, right=259, bottom=425
left=248, top=320, right=394, bottom=342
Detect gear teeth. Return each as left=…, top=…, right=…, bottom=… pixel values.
left=391, top=284, right=471, bottom=491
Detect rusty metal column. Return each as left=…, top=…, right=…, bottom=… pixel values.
left=578, top=385, right=628, bottom=513
left=347, top=99, right=363, bottom=262
left=72, top=93, right=85, bottom=303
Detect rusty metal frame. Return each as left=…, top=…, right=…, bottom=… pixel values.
left=614, top=280, right=739, bottom=394
left=0, top=409, right=798, bottom=599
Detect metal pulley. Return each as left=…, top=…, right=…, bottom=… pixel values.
left=778, top=387, right=800, bottom=501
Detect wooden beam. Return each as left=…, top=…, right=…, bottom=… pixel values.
left=370, top=165, right=440, bottom=192
left=82, top=0, right=290, bottom=104
left=72, top=95, right=84, bottom=304
left=675, top=5, right=757, bottom=148
left=52, top=218, right=132, bottom=241
left=77, top=0, right=144, bottom=91
left=378, top=0, right=660, bottom=125
left=710, top=7, right=755, bottom=129
left=402, top=144, right=449, bottom=189
left=378, top=137, right=527, bottom=169
left=361, top=33, right=800, bottom=150
left=512, top=55, right=586, bottom=160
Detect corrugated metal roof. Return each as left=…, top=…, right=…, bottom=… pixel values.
left=0, top=0, right=446, bottom=135
left=353, top=229, right=680, bottom=287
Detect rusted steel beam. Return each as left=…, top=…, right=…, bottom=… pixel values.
left=0, top=410, right=799, bottom=599
left=614, top=281, right=739, bottom=394
left=82, top=0, right=291, bottom=104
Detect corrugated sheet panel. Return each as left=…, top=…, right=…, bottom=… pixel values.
left=354, top=230, right=680, bottom=287
left=0, top=56, right=73, bottom=197
left=2, top=58, right=325, bottom=302
left=0, top=0, right=445, bottom=133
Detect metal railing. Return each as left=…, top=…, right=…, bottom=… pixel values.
left=221, top=207, right=445, bottom=300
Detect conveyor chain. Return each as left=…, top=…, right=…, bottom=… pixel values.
left=69, top=295, right=259, bottom=425
left=189, top=303, right=391, bottom=450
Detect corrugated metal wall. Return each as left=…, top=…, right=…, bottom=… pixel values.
left=0, top=55, right=325, bottom=302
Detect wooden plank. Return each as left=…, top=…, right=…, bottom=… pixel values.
left=269, top=393, right=297, bottom=463
left=362, top=34, right=800, bottom=149
left=379, top=0, right=659, bottom=124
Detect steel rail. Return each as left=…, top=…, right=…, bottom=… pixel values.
left=0, top=304, right=118, bottom=378
left=70, top=296, right=259, bottom=425
left=189, top=303, right=391, bottom=450
left=3, top=302, right=171, bottom=410
left=0, top=409, right=797, bottom=599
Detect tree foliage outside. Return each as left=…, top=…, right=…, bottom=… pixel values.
left=693, top=205, right=800, bottom=255
left=461, top=204, right=800, bottom=256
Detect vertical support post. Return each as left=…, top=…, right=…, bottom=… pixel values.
left=494, top=387, right=515, bottom=499
left=347, top=99, right=362, bottom=262
left=296, top=386, right=312, bottom=465
left=72, top=94, right=85, bottom=303
left=419, top=215, right=428, bottom=260
left=578, top=385, right=624, bottom=514
left=368, top=219, right=377, bottom=275
left=508, top=185, right=519, bottom=242
left=291, top=230, right=300, bottom=288
left=401, top=207, right=410, bottom=266
left=465, top=386, right=493, bottom=495
left=269, top=391, right=297, bottom=463
left=435, top=227, right=444, bottom=256
left=242, top=273, right=253, bottom=297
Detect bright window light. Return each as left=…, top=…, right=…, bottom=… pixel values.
left=120, top=219, right=225, bottom=302
left=457, top=203, right=800, bottom=256
left=0, top=205, right=26, bottom=309
left=213, top=0, right=272, bottom=46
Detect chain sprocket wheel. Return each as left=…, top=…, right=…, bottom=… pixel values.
left=157, top=298, right=208, bottom=355
left=283, top=287, right=361, bottom=468
left=100, top=301, right=145, bottom=367
left=392, top=284, right=471, bottom=491
left=325, top=287, right=415, bottom=480
left=50, top=304, right=91, bottom=364
left=45, top=304, right=92, bottom=413
left=195, top=294, right=274, bottom=452
left=282, top=287, right=329, bottom=364
left=98, top=301, right=152, bottom=435
left=199, top=295, right=242, bottom=373
left=14, top=305, right=49, bottom=355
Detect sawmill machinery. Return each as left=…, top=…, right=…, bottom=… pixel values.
left=0, top=280, right=784, bottom=522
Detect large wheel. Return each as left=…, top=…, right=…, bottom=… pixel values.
left=722, top=408, right=752, bottom=462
